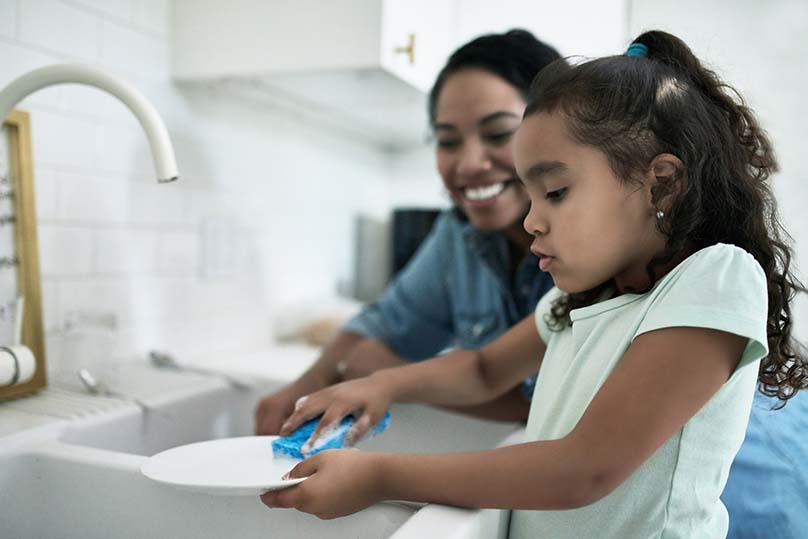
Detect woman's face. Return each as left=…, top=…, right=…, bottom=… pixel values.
left=434, top=68, right=530, bottom=231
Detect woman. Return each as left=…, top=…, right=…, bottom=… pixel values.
left=255, top=29, right=561, bottom=434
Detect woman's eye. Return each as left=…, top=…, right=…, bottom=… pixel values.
left=484, top=131, right=515, bottom=145
left=436, top=139, right=461, bottom=150
left=546, top=187, right=568, bottom=202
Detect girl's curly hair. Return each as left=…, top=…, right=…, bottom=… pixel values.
left=525, top=30, right=806, bottom=403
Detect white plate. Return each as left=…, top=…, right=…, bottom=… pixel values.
left=141, top=436, right=307, bottom=496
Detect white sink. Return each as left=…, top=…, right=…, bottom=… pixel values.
left=0, top=363, right=521, bottom=538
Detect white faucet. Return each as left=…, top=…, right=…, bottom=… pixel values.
left=0, top=64, right=178, bottom=182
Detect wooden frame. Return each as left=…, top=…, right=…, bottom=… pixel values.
left=1, top=110, right=46, bottom=399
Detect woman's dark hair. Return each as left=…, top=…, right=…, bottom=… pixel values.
left=428, top=29, right=562, bottom=125
left=526, top=30, right=806, bottom=402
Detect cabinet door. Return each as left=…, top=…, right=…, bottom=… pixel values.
left=380, top=0, right=453, bottom=92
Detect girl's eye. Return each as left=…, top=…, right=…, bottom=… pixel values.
left=546, top=187, right=568, bottom=202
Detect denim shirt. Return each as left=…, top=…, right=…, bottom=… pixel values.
left=342, top=209, right=554, bottom=397
left=722, top=390, right=808, bottom=538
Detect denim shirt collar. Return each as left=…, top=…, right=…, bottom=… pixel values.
left=459, top=215, right=545, bottom=318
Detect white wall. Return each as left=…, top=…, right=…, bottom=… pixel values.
left=0, top=0, right=395, bottom=384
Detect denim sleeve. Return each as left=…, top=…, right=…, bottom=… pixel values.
left=342, top=214, right=455, bottom=360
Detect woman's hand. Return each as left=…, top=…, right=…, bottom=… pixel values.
left=260, top=449, right=386, bottom=519
left=254, top=384, right=301, bottom=435
left=279, top=374, right=393, bottom=450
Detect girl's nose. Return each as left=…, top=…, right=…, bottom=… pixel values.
left=456, top=139, right=492, bottom=178
left=523, top=204, right=548, bottom=237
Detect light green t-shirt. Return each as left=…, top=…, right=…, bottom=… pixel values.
left=509, top=243, right=769, bottom=539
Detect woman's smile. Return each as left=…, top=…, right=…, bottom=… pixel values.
left=461, top=179, right=516, bottom=207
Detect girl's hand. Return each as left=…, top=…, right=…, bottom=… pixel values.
left=260, top=449, right=385, bottom=519
left=278, top=375, right=393, bottom=451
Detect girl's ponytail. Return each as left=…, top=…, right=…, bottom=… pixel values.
left=633, top=31, right=777, bottom=181
left=630, top=30, right=806, bottom=402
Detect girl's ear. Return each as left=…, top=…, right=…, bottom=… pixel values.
left=646, top=153, right=685, bottom=212
left=650, top=154, right=683, bottom=180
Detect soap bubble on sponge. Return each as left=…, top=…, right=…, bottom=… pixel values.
left=272, top=412, right=391, bottom=460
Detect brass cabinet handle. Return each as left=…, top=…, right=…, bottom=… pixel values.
left=394, top=33, right=416, bottom=64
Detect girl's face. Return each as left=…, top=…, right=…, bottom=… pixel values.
left=434, top=68, right=530, bottom=231
left=514, top=112, right=666, bottom=294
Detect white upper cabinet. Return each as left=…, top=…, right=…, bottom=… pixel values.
left=171, top=0, right=452, bottom=150
left=170, top=0, right=628, bottom=150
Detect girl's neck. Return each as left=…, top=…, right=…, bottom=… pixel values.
left=614, top=246, right=693, bottom=295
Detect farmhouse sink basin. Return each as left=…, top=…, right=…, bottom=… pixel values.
left=0, top=362, right=520, bottom=538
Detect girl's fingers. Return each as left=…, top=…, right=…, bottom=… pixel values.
left=279, top=396, right=323, bottom=436
left=293, top=395, right=308, bottom=411
left=283, top=453, right=319, bottom=480
left=302, top=405, right=355, bottom=454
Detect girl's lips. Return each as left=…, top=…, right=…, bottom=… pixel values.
left=538, top=255, right=554, bottom=272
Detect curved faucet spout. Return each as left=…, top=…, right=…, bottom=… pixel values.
left=0, top=64, right=178, bottom=183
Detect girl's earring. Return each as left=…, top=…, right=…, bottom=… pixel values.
left=656, top=210, right=665, bottom=221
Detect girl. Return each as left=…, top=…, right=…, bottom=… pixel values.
left=261, top=30, right=806, bottom=537
left=255, top=30, right=560, bottom=432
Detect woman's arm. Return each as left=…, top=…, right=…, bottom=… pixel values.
left=278, top=315, right=545, bottom=441
left=264, top=326, right=746, bottom=517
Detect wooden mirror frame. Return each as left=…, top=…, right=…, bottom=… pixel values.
left=1, top=109, right=46, bottom=400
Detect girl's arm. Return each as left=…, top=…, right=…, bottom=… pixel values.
left=279, top=314, right=545, bottom=442
left=264, top=326, right=746, bottom=517
left=338, top=338, right=532, bottom=423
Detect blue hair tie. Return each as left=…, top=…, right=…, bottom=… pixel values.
left=626, top=42, right=648, bottom=57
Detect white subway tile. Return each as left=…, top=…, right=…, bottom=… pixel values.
left=56, top=170, right=129, bottom=223
left=0, top=0, right=18, bottom=39
left=57, top=277, right=132, bottom=324
left=156, top=230, right=199, bottom=274
left=188, top=190, right=240, bottom=222
left=100, top=19, right=167, bottom=80
left=94, top=120, right=153, bottom=178
left=128, top=181, right=188, bottom=225
left=44, top=333, right=64, bottom=379
left=130, top=0, right=167, bottom=35
left=19, top=0, right=99, bottom=61
left=94, top=228, right=157, bottom=273
left=30, top=109, right=96, bottom=169
left=41, top=279, right=59, bottom=332
left=68, top=0, right=131, bottom=20
left=39, top=225, right=93, bottom=276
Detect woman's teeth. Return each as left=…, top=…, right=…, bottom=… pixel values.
left=465, top=182, right=506, bottom=201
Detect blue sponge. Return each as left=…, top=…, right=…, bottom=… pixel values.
left=272, top=412, right=391, bottom=460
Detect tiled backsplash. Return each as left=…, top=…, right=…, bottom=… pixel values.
left=0, top=0, right=446, bottom=382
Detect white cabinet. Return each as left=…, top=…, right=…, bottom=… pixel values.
left=171, top=0, right=453, bottom=150
left=170, top=1, right=630, bottom=151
